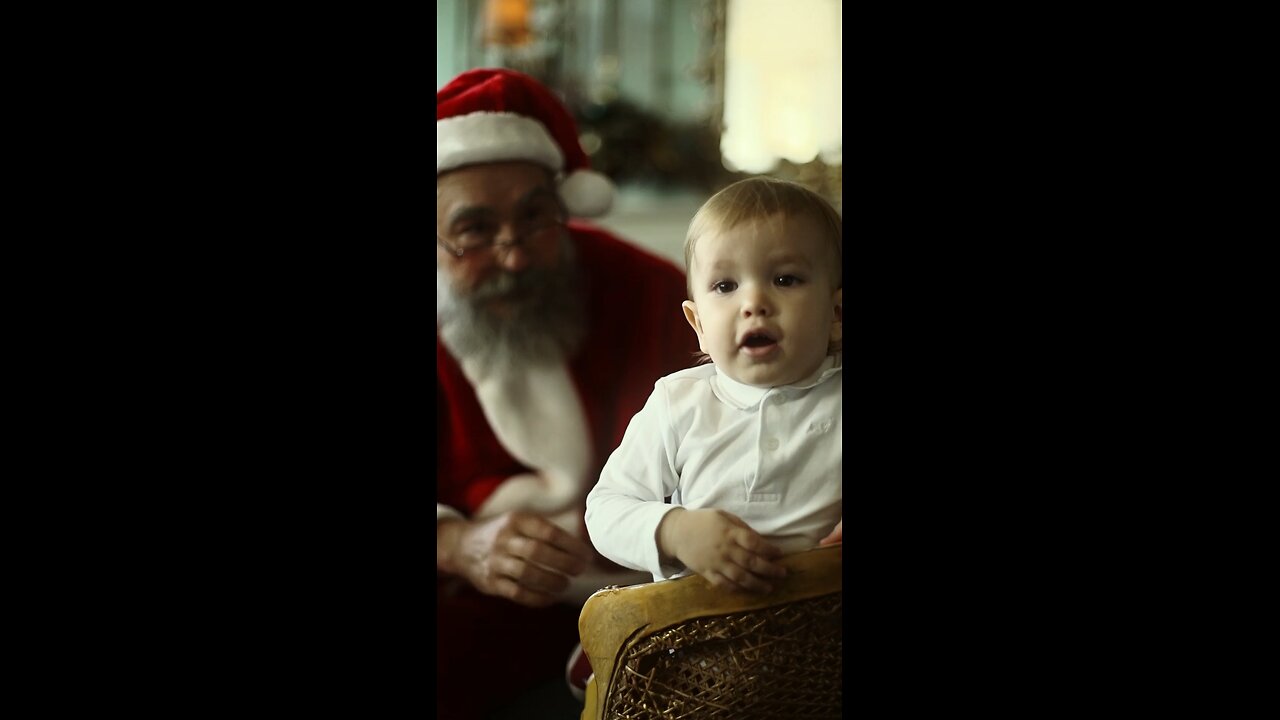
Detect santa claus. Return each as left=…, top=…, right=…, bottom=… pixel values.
left=435, top=68, right=697, bottom=718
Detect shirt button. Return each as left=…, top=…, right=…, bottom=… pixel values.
left=764, top=438, right=779, bottom=451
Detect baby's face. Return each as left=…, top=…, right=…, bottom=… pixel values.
left=682, top=213, right=842, bottom=388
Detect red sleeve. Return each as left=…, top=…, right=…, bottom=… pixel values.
left=436, top=337, right=531, bottom=516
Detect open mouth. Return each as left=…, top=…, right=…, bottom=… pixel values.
left=740, top=330, right=780, bottom=356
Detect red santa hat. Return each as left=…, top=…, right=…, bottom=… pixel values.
left=437, top=68, right=615, bottom=218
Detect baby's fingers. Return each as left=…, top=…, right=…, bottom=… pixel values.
left=706, top=565, right=774, bottom=594
left=730, top=546, right=786, bottom=580
left=732, top=528, right=783, bottom=559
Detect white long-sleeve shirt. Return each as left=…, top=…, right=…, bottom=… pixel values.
left=585, top=356, right=842, bottom=581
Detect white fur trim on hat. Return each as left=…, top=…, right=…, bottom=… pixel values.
left=437, top=111, right=564, bottom=175
left=559, top=169, right=614, bottom=217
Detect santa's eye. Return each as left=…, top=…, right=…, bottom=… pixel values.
left=775, top=275, right=803, bottom=287
left=454, top=222, right=498, bottom=248
left=712, top=280, right=737, bottom=294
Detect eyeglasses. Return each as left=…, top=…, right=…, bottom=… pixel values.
left=436, top=209, right=567, bottom=259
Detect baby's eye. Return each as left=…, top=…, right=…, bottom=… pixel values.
left=712, top=280, right=738, bottom=294
left=775, top=275, right=803, bottom=287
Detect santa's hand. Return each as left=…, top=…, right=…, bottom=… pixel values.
left=438, top=511, right=593, bottom=608
left=657, top=508, right=786, bottom=594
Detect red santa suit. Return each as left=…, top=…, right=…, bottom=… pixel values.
left=435, top=220, right=697, bottom=717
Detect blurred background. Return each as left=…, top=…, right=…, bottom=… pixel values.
left=437, top=0, right=842, bottom=269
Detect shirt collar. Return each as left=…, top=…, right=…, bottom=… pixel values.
left=710, top=354, right=842, bottom=410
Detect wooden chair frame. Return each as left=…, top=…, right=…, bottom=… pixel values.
left=578, top=544, right=842, bottom=720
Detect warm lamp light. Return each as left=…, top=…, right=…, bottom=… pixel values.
left=483, top=0, right=532, bottom=47
left=721, top=0, right=842, bottom=173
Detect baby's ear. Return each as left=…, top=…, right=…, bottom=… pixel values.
left=829, top=288, right=842, bottom=343
left=681, top=300, right=709, bottom=352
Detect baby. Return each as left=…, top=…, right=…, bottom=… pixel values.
left=585, top=176, right=843, bottom=593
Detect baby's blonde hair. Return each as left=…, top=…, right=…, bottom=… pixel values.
left=684, top=177, right=843, bottom=356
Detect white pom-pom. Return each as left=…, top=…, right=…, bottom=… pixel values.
left=559, top=169, right=615, bottom=218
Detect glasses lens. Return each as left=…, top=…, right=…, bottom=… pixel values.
left=440, top=206, right=564, bottom=257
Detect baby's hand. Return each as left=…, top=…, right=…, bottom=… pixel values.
left=818, top=518, right=843, bottom=546
left=658, top=508, right=786, bottom=593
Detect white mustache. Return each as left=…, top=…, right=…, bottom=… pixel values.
left=467, top=270, right=533, bottom=302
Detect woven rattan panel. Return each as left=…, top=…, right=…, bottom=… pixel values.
left=602, top=592, right=842, bottom=719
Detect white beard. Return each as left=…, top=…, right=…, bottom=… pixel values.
left=436, top=239, right=585, bottom=378
left=437, top=239, right=591, bottom=519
